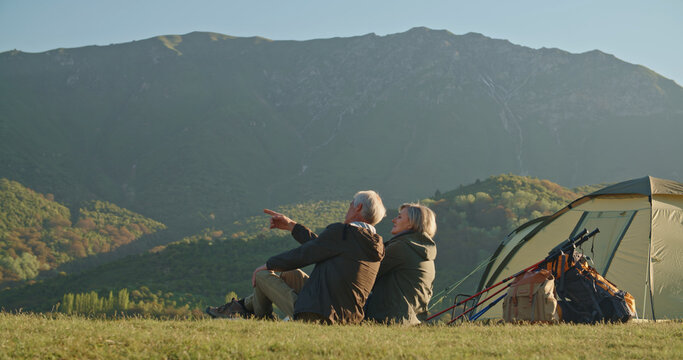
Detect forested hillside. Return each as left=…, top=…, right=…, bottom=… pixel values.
left=0, top=200, right=350, bottom=312
left=0, top=175, right=603, bottom=315
left=0, top=179, right=165, bottom=284
left=426, top=174, right=604, bottom=298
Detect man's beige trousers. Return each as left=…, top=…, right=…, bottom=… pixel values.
left=244, top=269, right=308, bottom=318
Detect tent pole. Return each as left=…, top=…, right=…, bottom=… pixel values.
left=640, top=258, right=650, bottom=319
left=642, top=234, right=654, bottom=319
left=646, top=195, right=656, bottom=321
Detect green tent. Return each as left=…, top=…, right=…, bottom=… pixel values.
left=477, top=176, right=683, bottom=320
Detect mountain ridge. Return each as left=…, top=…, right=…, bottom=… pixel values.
left=1, top=27, right=681, bottom=235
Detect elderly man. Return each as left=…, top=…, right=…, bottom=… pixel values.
left=206, top=190, right=386, bottom=324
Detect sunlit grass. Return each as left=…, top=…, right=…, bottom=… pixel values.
left=1, top=313, right=681, bottom=359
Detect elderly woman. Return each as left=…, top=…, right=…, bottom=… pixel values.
left=365, top=203, right=437, bottom=325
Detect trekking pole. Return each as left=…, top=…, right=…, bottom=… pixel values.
left=427, top=228, right=597, bottom=322
left=450, top=294, right=477, bottom=321
left=447, top=282, right=511, bottom=324
left=469, top=293, right=507, bottom=322
left=426, top=255, right=555, bottom=321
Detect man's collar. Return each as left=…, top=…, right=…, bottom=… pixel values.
left=349, top=221, right=377, bottom=235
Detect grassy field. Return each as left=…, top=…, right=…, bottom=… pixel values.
left=1, top=313, right=681, bottom=359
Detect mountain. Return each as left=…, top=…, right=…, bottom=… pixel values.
left=0, top=175, right=596, bottom=313
left=0, top=179, right=165, bottom=284
left=1, top=27, right=682, bottom=236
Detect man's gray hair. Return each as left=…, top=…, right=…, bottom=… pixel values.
left=352, top=190, right=386, bottom=226
left=399, top=203, right=437, bottom=238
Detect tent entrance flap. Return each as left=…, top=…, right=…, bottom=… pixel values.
left=569, top=210, right=638, bottom=275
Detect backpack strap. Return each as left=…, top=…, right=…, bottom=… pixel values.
left=558, top=255, right=567, bottom=295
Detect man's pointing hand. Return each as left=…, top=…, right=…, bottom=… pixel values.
left=264, top=209, right=296, bottom=231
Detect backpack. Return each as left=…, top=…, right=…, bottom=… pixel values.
left=502, top=269, right=559, bottom=323
left=546, top=252, right=636, bottom=323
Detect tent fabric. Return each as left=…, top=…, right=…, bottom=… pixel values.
left=650, top=197, right=683, bottom=318
left=476, top=217, right=547, bottom=292
left=591, top=175, right=683, bottom=196
left=477, top=176, right=683, bottom=320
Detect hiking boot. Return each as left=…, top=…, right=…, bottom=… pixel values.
left=205, top=298, right=251, bottom=319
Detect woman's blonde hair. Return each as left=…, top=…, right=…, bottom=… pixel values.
left=399, top=203, right=437, bottom=238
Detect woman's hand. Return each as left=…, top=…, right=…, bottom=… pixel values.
left=264, top=209, right=296, bottom=231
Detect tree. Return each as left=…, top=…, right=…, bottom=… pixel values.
left=0, top=253, right=40, bottom=280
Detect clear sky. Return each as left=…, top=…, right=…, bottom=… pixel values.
left=1, top=0, right=681, bottom=85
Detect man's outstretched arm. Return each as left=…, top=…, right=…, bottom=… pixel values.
left=253, top=209, right=319, bottom=285
left=264, top=209, right=296, bottom=231
left=264, top=209, right=318, bottom=244
left=266, top=225, right=343, bottom=272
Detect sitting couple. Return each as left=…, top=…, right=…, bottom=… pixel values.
left=206, top=190, right=437, bottom=325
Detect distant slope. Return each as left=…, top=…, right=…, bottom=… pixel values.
left=427, top=174, right=596, bottom=297
left=1, top=28, right=682, bottom=236
left=0, top=175, right=596, bottom=312
left=0, top=200, right=350, bottom=310
left=0, top=179, right=165, bottom=284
